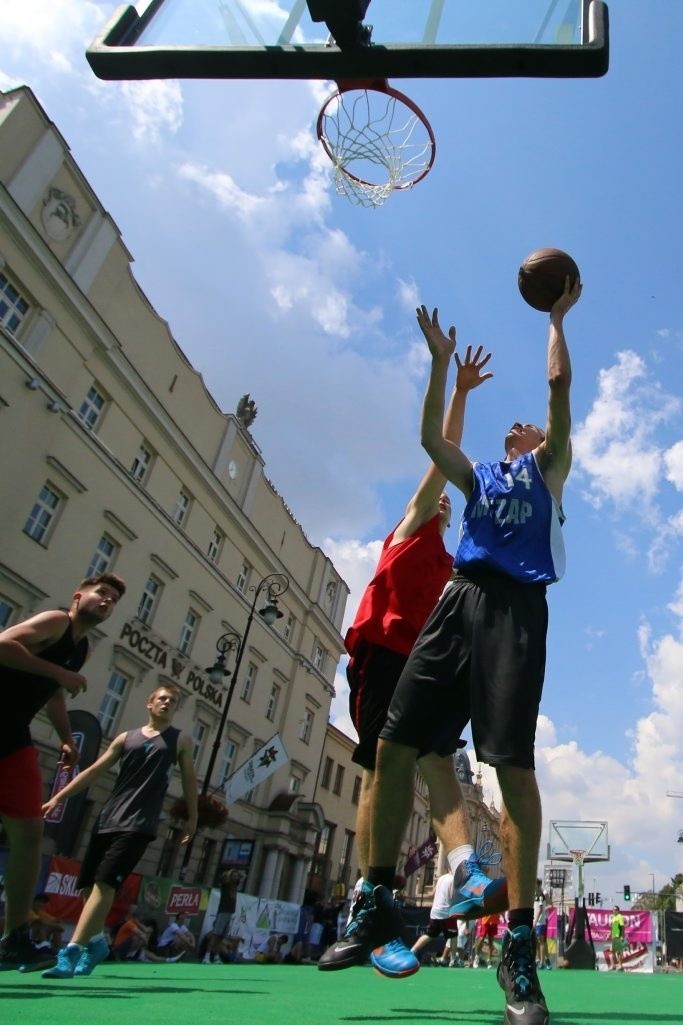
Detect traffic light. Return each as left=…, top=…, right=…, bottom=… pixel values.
left=624, top=884, right=631, bottom=902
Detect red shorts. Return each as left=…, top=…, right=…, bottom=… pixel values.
left=0, top=745, right=44, bottom=818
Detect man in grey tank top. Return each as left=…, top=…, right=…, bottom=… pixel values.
left=41, top=684, right=197, bottom=979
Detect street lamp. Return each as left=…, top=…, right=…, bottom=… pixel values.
left=178, top=571, right=290, bottom=878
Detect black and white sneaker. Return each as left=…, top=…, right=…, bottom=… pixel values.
left=497, top=926, right=549, bottom=1025
left=0, top=927, right=56, bottom=974
left=318, top=885, right=406, bottom=971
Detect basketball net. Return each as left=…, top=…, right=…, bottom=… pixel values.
left=570, top=849, right=586, bottom=900
left=317, top=79, right=435, bottom=208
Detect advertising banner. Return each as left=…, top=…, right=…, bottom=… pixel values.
left=224, top=734, right=288, bottom=805
left=137, top=874, right=211, bottom=925
left=201, top=890, right=300, bottom=959
left=546, top=907, right=655, bottom=972
left=41, top=855, right=142, bottom=926
left=403, top=835, right=438, bottom=879
left=44, top=710, right=102, bottom=855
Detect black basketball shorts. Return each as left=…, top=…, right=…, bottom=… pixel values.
left=379, top=571, right=548, bottom=769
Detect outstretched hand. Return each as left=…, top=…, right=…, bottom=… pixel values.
left=551, top=276, right=582, bottom=319
left=455, top=345, right=493, bottom=391
left=416, top=306, right=456, bottom=359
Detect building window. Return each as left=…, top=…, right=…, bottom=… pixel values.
left=283, top=614, right=294, bottom=642
left=240, top=661, right=257, bottom=703
left=236, top=561, right=250, bottom=594
left=0, top=598, right=17, bottom=628
left=207, top=527, right=224, bottom=564
left=86, top=534, right=118, bottom=577
left=351, top=775, right=362, bottom=805
left=77, top=384, right=106, bottom=431
left=23, top=483, right=62, bottom=544
left=265, top=683, right=280, bottom=722
left=130, top=442, right=152, bottom=483
left=299, top=708, right=314, bottom=745
left=313, top=642, right=325, bottom=670
left=0, top=271, right=30, bottom=335
left=192, top=721, right=208, bottom=763
left=97, top=671, right=129, bottom=736
left=333, top=764, right=345, bottom=796
left=339, top=830, right=354, bottom=880
left=171, top=488, right=191, bottom=527
left=318, top=823, right=333, bottom=856
left=178, top=608, right=200, bottom=655
left=138, top=575, right=162, bottom=624
left=289, top=775, right=301, bottom=795
left=218, top=740, right=237, bottom=787
left=321, top=756, right=333, bottom=790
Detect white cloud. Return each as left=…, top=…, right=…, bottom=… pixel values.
left=120, top=80, right=183, bottom=144
left=664, top=440, right=683, bottom=490
left=573, top=351, right=681, bottom=530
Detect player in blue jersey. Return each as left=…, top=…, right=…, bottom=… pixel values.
left=319, top=278, right=580, bottom=1025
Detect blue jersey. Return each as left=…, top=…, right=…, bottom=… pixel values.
left=454, top=452, right=565, bottom=584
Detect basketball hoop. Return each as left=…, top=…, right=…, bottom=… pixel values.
left=316, top=79, right=436, bottom=208
left=569, top=850, right=586, bottom=867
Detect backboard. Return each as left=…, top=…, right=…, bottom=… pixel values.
left=547, top=820, right=610, bottom=863
left=86, top=0, right=609, bottom=81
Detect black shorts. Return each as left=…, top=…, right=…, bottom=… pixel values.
left=347, top=640, right=408, bottom=771
left=380, top=571, right=548, bottom=769
left=77, top=831, right=151, bottom=890
left=426, top=918, right=458, bottom=939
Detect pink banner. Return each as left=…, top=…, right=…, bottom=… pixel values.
left=546, top=907, right=652, bottom=943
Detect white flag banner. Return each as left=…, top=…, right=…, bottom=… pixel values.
left=224, top=733, right=289, bottom=804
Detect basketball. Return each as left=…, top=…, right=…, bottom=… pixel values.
left=517, top=248, right=580, bottom=312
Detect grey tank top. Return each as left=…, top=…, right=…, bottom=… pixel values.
left=96, top=726, right=180, bottom=837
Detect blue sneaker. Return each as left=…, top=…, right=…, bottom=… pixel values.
left=42, top=944, right=82, bottom=978
left=448, top=843, right=508, bottom=918
left=318, top=885, right=409, bottom=972
left=73, top=936, right=110, bottom=976
left=371, top=938, right=419, bottom=978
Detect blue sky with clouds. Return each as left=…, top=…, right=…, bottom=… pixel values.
left=2, top=0, right=682, bottom=904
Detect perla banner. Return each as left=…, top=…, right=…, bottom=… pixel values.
left=224, top=734, right=288, bottom=804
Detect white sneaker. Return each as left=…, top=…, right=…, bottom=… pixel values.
left=212, top=956, right=223, bottom=964
left=202, top=954, right=211, bottom=964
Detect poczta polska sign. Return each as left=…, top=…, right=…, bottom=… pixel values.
left=119, top=620, right=224, bottom=708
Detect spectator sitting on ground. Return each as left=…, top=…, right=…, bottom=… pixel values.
left=254, top=934, right=289, bottom=964
left=112, top=906, right=153, bottom=960
left=29, top=893, right=64, bottom=953
left=158, top=913, right=196, bottom=957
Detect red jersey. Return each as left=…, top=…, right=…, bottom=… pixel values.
left=345, top=513, right=453, bottom=657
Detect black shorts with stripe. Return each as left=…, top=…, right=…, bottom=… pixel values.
left=379, top=570, right=548, bottom=769
left=347, top=639, right=408, bottom=771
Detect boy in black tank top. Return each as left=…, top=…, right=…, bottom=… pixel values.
left=40, top=684, right=197, bottom=980
left=0, top=573, right=125, bottom=974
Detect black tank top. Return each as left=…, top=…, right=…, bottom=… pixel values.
left=0, top=616, right=89, bottom=759
left=96, top=726, right=181, bottom=837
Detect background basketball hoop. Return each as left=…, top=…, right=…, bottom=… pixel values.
left=317, top=79, right=436, bottom=207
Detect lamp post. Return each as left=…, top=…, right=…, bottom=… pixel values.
left=178, top=571, right=290, bottom=879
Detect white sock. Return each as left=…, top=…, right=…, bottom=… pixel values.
left=447, top=845, right=475, bottom=876
left=67, top=942, right=84, bottom=951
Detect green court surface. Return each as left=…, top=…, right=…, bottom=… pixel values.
left=1, top=963, right=681, bottom=1025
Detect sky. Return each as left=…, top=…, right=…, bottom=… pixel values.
left=2, top=1, right=682, bottom=907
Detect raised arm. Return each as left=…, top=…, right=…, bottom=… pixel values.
left=536, top=278, right=581, bottom=501
left=177, top=734, right=198, bottom=844
left=397, top=308, right=492, bottom=536
left=419, top=307, right=489, bottom=498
